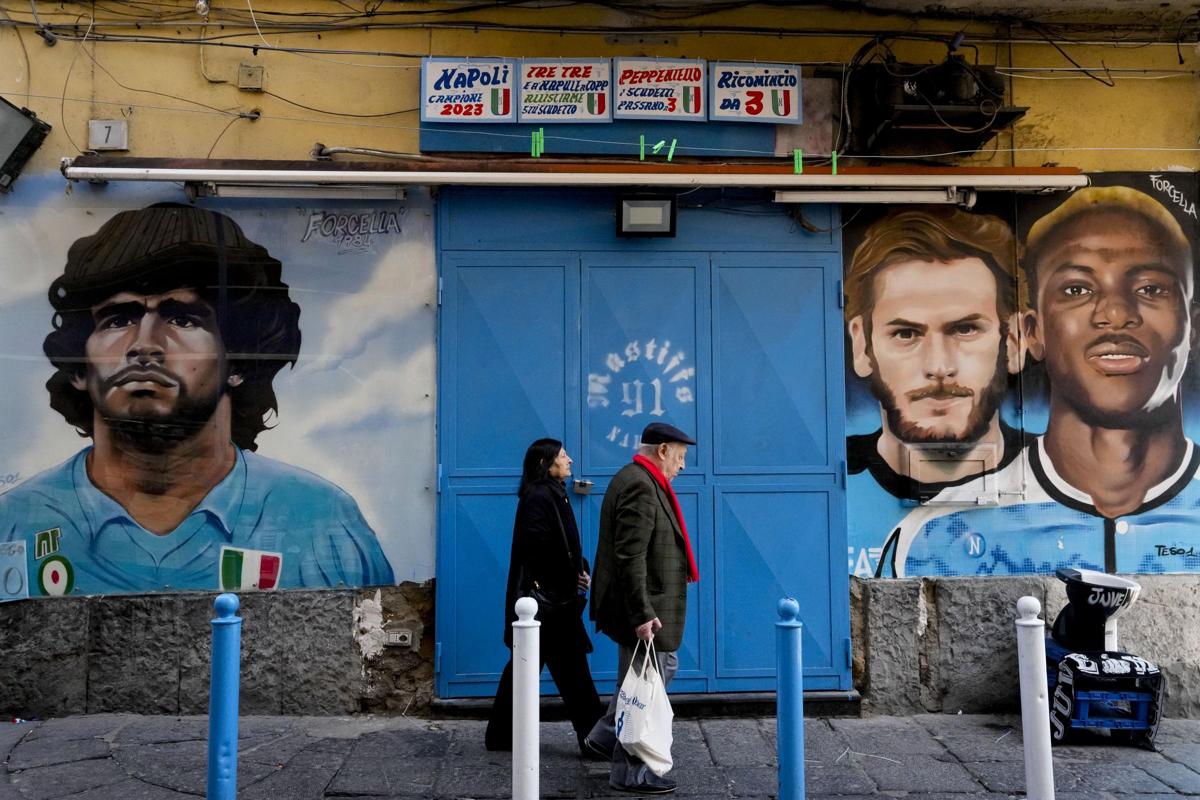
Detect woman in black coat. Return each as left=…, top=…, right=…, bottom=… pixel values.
left=485, top=438, right=603, bottom=757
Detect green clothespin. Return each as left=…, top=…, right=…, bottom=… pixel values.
left=652, top=140, right=666, bottom=154
left=640, top=134, right=645, bottom=161
left=793, top=149, right=803, bottom=174
left=667, top=139, right=677, bottom=161
left=831, top=150, right=838, bottom=176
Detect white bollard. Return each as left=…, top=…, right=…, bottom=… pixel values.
left=1015, top=596, right=1055, bottom=800
left=512, top=596, right=540, bottom=800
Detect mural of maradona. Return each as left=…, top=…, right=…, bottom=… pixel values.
left=848, top=176, right=1200, bottom=578
left=0, top=204, right=395, bottom=595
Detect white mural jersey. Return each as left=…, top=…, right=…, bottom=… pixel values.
left=882, top=437, right=1200, bottom=578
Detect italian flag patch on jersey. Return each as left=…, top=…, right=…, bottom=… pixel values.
left=38, top=555, right=74, bottom=596
left=220, top=547, right=282, bottom=591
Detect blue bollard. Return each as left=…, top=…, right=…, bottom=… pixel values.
left=777, top=597, right=805, bottom=800
left=207, top=593, right=242, bottom=800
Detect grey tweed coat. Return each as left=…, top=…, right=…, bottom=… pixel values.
left=589, top=461, right=690, bottom=652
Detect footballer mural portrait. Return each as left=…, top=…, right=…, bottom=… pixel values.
left=0, top=190, right=436, bottom=599
left=844, top=174, right=1200, bottom=579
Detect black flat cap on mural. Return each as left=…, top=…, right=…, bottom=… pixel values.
left=50, top=203, right=281, bottom=310
left=641, top=422, right=696, bottom=446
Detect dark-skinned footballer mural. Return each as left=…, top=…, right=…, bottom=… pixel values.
left=846, top=173, right=1200, bottom=579
left=0, top=183, right=436, bottom=599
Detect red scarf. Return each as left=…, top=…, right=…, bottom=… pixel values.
left=633, top=455, right=699, bottom=583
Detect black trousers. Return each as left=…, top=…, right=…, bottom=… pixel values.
left=485, top=617, right=603, bottom=751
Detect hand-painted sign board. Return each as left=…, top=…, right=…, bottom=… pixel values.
left=613, top=58, right=707, bottom=121
left=518, top=59, right=612, bottom=123
left=420, top=58, right=518, bottom=123
left=708, top=62, right=803, bottom=124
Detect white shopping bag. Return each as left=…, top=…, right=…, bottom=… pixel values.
left=615, top=640, right=674, bottom=776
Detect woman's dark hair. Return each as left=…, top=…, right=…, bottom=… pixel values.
left=42, top=204, right=302, bottom=452
left=518, top=438, right=563, bottom=497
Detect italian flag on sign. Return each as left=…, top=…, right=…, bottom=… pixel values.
left=587, top=92, right=606, bottom=115
left=771, top=89, right=791, bottom=117
left=490, top=88, right=511, bottom=116
left=220, top=547, right=282, bottom=591
left=681, top=85, right=701, bottom=114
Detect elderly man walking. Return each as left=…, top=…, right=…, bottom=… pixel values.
left=583, top=422, right=699, bottom=795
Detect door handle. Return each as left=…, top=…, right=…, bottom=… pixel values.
left=573, top=480, right=594, bottom=495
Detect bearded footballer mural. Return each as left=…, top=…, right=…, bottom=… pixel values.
left=846, top=173, right=1200, bottom=579
left=0, top=182, right=436, bottom=598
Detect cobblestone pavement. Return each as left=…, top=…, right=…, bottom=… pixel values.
left=2, top=713, right=1199, bottom=799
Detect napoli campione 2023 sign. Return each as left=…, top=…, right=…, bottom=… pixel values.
left=0, top=180, right=437, bottom=599
left=845, top=172, right=1200, bottom=579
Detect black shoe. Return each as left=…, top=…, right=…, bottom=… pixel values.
left=581, top=736, right=613, bottom=761
left=609, top=773, right=676, bottom=794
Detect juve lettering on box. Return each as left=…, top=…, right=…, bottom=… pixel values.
left=518, top=59, right=612, bottom=123
left=420, top=57, right=518, bottom=123
left=613, top=58, right=706, bottom=121
left=709, top=62, right=802, bottom=124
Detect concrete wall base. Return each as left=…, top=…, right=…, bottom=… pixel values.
left=851, top=574, right=1200, bottom=718
left=0, top=582, right=435, bottom=718
left=5, top=574, right=1197, bottom=719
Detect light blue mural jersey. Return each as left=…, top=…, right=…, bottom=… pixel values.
left=0, top=447, right=395, bottom=595
left=888, top=437, right=1200, bottom=577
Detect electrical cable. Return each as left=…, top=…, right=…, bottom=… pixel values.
left=206, top=115, right=246, bottom=158
left=58, top=11, right=92, bottom=155
left=262, top=90, right=418, bottom=118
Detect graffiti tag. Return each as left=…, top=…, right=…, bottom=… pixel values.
left=0, top=472, right=19, bottom=486
left=589, top=337, right=695, bottom=449
left=1154, top=544, right=1198, bottom=557
left=301, top=210, right=402, bottom=252
left=1148, top=174, right=1197, bottom=219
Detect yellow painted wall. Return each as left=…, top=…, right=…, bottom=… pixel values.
left=1, top=1, right=1196, bottom=174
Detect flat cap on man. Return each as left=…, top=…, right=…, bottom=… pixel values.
left=641, top=422, right=696, bottom=446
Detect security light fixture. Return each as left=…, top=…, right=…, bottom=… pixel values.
left=773, top=188, right=976, bottom=207
left=187, top=183, right=407, bottom=200
left=0, top=96, right=51, bottom=193
left=617, top=195, right=676, bottom=238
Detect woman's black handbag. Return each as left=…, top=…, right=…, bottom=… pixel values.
left=519, top=494, right=585, bottom=624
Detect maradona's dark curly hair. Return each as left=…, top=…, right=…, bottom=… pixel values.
left=43, top=203, right=302, bottom=451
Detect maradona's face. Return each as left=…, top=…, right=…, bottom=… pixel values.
left=72, top=288, right=231, bottom=433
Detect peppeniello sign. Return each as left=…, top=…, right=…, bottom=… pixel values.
left=420, top=57, right=802, bottom=125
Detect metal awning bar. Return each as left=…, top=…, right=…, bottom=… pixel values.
left=61, top=159, right=1089, bottom=192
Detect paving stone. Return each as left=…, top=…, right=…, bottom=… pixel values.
left=829, top=717, right=947, bottom=757
left=283, top=743, right=349, bottom=770
left=721, top=765, right=775, bottom=797
left=803, top=762, right=875, bottom=795
left=701, top=720, right=774, bottom=767
left=238, top=765, right=338, bottom=800
left=349, top=727, right=450, bottom=759
left=432, top=764, right=510, bottom=799
left=57, top=780, right=196, bottom=800
left=671, top=765, right=726, bottom=796
left=798, top=720, right=853, bottom=765
left=0, top=724, right=40, bottom=760
left=7, top=756, right=128, bottom=800
left=114, top=718, right=207, bottom=746
left=114, top=739, right=274, bottom=795
left=325, top=758, right=438, bottom=796
left=23, top=716, right=131, bottom=743
left=960, top=759, right=1082, bottom=793
left=1071, top=762, right=1174, bottom=794
left=7, top=736, right=110, bottom=771
left=239, top=733, right=317, bottom=766
left=854, top=752, right=983, bottom=793
left=1138, top=759, right=1200, bottom=793
left=673, top=720, right=715, bottom=768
